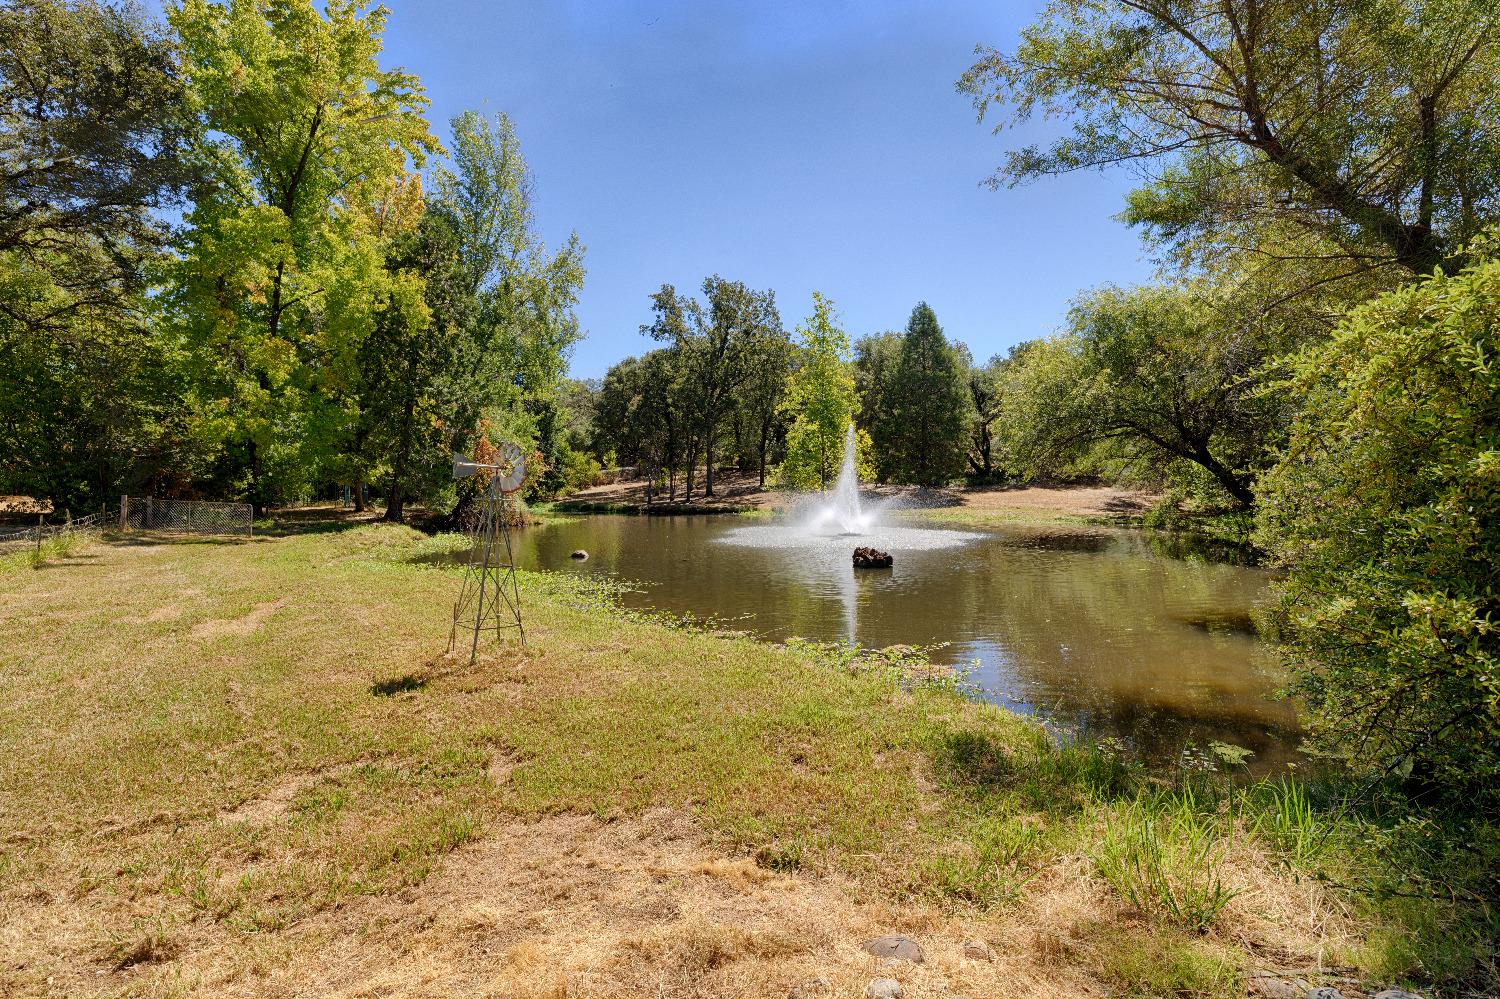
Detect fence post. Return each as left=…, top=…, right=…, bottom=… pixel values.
left=119, top=495, right=127, bottom=531
left=35, top=514, right=42, bottom=556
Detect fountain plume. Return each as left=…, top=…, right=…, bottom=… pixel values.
left=809, top=423, right=870, bottom=534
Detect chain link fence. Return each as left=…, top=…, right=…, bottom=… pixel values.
left=119, top=496, right=254, bottom=537
left=0, top=509, right=110, bottom=553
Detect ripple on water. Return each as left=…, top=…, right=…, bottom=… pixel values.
left=715, top=523, right=984, bottom=552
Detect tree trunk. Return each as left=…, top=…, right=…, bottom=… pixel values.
left=758, top=421, right=770, bottom=488
left=704, top=416, right=717, bottom=497
left=384, top=366, right=419, bottom=523
left=1193, top=446, right=1255, bottom=508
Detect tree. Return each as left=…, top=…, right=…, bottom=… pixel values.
left=886, top=303, right=970, bottom=487
left=962, top=347, right=1007, bottom=480
left=432, top=111, right=585, bottom=511
left=778, top=292, right=870, bottom=491
left=740, top=322, right=794, bottom=486
left=960, top=1, right=1500, bottom=292
left=168, top=0, right=439, bottom=510
left=642, top=276, right=780, bottom=498
left=1256, top=232, right=1500, bottom=809
left=635, top=347, right=691, bottom=501
left=358, top=207, right=471, bottom=522
left=1, top=0, right=195, bottom=328
left=0, top=1, right=200, bottom=511
left=852, top=331, right=902, bottom=481
left=1006, top=284, right=1292, bottom=507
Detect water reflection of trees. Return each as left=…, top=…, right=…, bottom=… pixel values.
left=516, top=517, right=1298, bottom=767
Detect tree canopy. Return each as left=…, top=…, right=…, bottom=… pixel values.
left=778, top=293, right=870, bottom=491
left=961, top=0, right=1500, bottom=296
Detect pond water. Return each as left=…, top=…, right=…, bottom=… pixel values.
left=498, top=514, right=1298, bottom=770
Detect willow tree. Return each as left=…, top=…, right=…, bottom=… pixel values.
left=961, top=0, right=1500, bottom=302
left=168, top=0, right=439, bottom=509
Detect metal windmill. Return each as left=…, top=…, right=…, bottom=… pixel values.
left=447, top=442, right=528, bottom=662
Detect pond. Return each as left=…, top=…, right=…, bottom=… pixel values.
left=501, top=513, right=1298, bottom=771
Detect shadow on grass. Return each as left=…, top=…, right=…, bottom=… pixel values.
left=101, top=532, right=256, bottom=547
left=371, top=673, right=428, bottom=696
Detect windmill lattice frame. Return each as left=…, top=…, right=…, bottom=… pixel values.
left=448, top=443, right=527, bottom=662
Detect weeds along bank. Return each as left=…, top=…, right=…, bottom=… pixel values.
left=0, top=525, right=1493, bottom=997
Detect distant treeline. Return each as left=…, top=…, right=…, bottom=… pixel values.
left=586, top=286, right=984, bottom=499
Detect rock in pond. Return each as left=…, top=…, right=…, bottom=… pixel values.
left=852, top=546, right=893, bottom=568
left=570, top=549, right=588, bottom=560
left=860, top=934, right=924, bottom=963
left=865, top=979, right=902, bottom=999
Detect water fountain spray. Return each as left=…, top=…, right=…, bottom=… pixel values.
left=828, top=422, right=867, bottom=533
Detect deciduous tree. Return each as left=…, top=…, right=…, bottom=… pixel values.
left=168, top=0, right=439, bottom=509
left=1257, top=231, right=1500, bottom=808
left=961, top=0, right=1500, bottom=295
left=778, top=293, right=870, bottom=491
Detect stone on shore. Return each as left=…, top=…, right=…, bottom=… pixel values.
left=860, top=934, right=924, bottom=963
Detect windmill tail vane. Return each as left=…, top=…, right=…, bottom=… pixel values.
left=448, top=442, right=527, bottom=662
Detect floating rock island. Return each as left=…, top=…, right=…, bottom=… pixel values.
left=852, top=546, right=893, bottom=568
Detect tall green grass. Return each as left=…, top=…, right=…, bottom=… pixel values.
left=1092, top=788, right=1239, bottom=932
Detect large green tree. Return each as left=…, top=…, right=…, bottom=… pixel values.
left=961, top=0, right=1500, bottom=297
left=1, top=0, right=195, bottom=326
left=885, top=303, right=970, bottom=487
left=168, top=0, right=439, bottom=510
left=778, top=293, right=870, bottom=491
left=1257, top=231, right=1500, bottom=809
left=1003, top=284, right=1292, bottom=507
left=853, top=331, right=902, bottom=481
left=0, top=0, right=200, bottom=510
left=428, top=111, right=584, bottom=511
left=642, top=276, right=780, bottom=498
left=356, top=206, right=470, bottom=522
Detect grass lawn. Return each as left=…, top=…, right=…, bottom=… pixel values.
left=0, top=523, right=1489, bottom=998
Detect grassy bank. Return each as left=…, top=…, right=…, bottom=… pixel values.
left=0, top=525, right=1491, bottom=997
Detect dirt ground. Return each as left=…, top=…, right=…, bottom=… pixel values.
left=561, top=471, right=1156, bottom=521
left=163, top=808, right=1117, bottom=999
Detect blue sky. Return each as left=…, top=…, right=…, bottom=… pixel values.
left=159, top=1, right=1157, bottom=378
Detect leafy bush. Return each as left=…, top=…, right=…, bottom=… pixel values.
left=1257, top=235, right=1500, bottom=810
left=559, top=446, right=604, bottom=494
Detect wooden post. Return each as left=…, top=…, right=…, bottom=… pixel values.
left=119, top=495, right=127, bottom=531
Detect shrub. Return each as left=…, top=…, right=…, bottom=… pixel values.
left=1257, top=234, right=1500, bottom=810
